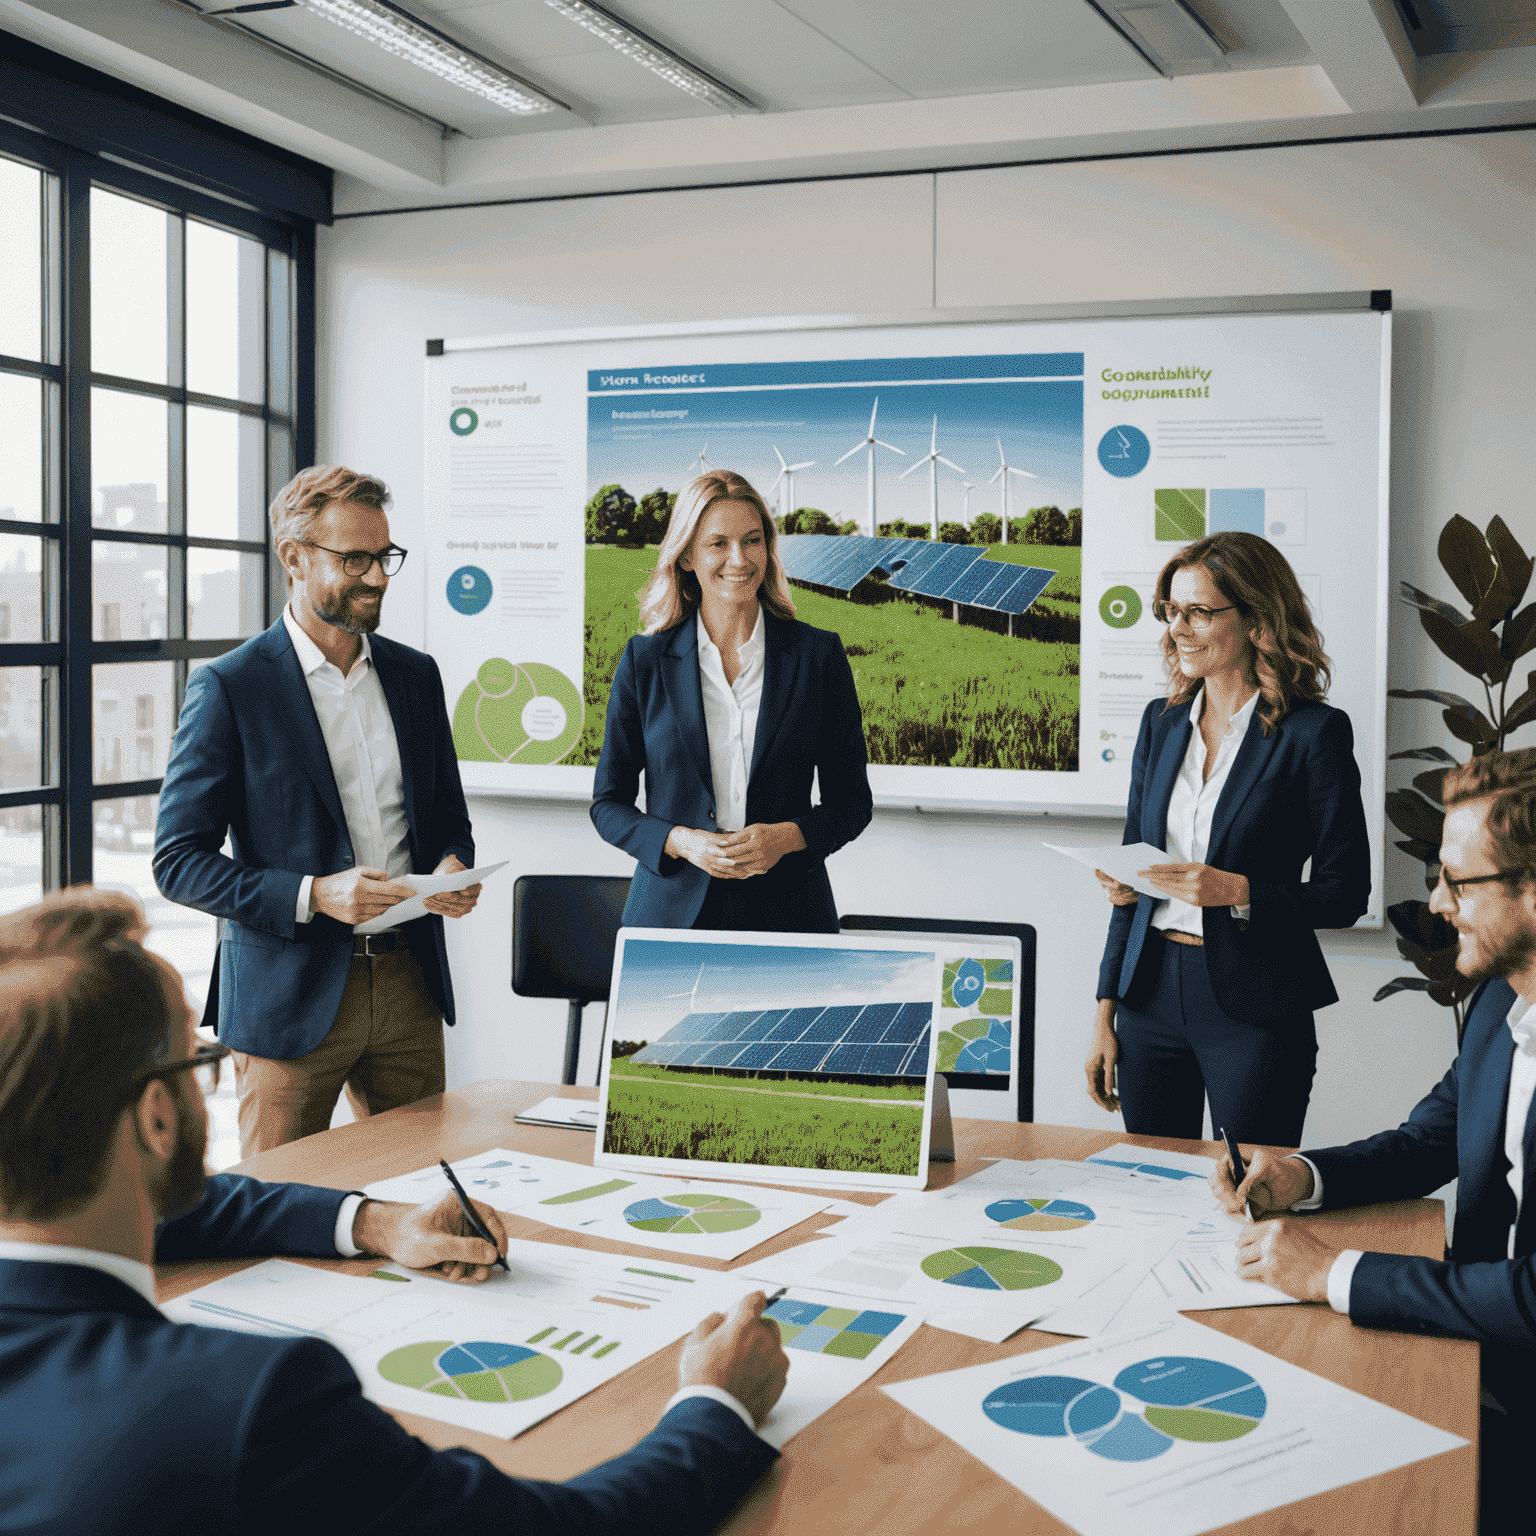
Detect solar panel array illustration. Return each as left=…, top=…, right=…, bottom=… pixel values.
left=631, top=1000, right=933, bottom=1079
left=776, top=533, right=1054, bottom=617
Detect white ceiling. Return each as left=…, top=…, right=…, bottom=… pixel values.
left=0, top=0, right=1532, bottom=212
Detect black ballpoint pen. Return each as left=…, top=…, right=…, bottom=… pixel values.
left=1220, top=1127, right=1258, bottom=1221
left=439, top=1158, right=510, bottom=1272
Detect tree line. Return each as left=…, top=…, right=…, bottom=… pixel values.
left=584, top=484, right=1081, bottom=549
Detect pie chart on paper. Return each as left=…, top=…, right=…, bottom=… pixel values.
left=623, top=1193, right=761, bottom=1234
left=984, top=1198, right=1096, bottom=1232
left=377, top=1340, right=562, bottom=1403
left=920, top=1245, right=1063, bottom=1291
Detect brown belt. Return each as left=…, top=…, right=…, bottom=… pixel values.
left=353, top=931, right=409, bottom=956
left=1162, top=930, right=1205, bottom=948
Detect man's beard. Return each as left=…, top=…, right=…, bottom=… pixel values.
left=317, top=586, right=382, bottom=635
left=153, top=1080, right=209, bottom=1223
left=1459, top=923, right=1536, bottom=984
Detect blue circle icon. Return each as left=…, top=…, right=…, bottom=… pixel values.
left=1097, top=425, right=1150, bottom=478
left=449, top=407, right=478, bottom=436
left=447, top=566, right=492, bottom=615
left=1101, top=749, right=1116, bottom=762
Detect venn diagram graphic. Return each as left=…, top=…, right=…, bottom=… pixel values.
left=452, top=658, right=583, bottom=765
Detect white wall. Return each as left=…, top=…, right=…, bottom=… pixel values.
left=317, top=131, right=1533, bottom=1149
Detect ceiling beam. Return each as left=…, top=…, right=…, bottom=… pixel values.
left=1277, top=0, right=1420, bottom=113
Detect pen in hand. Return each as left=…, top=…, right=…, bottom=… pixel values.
left=1220, top=1127, right=1258, bottom=1221
left=438, top=1158, right=511, bottom=1273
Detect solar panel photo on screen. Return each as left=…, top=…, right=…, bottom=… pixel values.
left=598, top=929, right=943, bottom=1191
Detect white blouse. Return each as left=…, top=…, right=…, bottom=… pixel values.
left=1151, top=687, right=1259, bottom=937
left=696, top=609, right=766, bottom=833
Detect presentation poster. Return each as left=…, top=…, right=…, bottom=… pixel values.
left=423, top=308, right=1387, bottom=915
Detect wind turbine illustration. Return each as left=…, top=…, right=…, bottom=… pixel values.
left=961, top=480, right=980, bottom=526
left=687, top=444, right=711, bottom=478
left=663, top=962, right=708, bottom=1019
left=834, top=398, right=905, bottom=537
left=769, top=446, right=815, bottom=524
left=897, top=416, right=966, bottom=538
left=990, top=437, right=1039, bottom=544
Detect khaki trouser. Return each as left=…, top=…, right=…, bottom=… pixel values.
left=231, top=948, right=446, bottom=1159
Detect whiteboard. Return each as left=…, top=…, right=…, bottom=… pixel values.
left=423, top=299, right=1389, bottom=924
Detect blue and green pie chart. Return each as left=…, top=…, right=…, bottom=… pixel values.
left=623, top=1193, right=761, bottom=1234
left=984, top=1198, right=1096, bottom=1231
left=920, top=1245, right=1063, bottom=1290
left=378, top=1340, right=562, bottom=1403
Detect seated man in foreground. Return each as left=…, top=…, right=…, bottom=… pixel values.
left=0, top=891, right=786, bottom=1534
left=1212, top=747, right=1536, bottom=1529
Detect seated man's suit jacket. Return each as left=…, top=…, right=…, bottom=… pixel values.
left=153, top=618, right=475, bottom=1060
left=0, top=1174, right=776, bottom=1534
left=1308, top=976, right=1536, bottom=1416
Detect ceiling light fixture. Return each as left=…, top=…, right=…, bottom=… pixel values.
left=290, top=0, right=568, bottom=115
left=544, top=0, right=754, bottom=113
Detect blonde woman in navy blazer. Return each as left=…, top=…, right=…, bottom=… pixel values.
left=592, top=471, right=872, bottom=932
left=1085, top=532, right=1371, bottom=1145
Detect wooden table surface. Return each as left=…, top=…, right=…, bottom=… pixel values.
left=158, top=1080, right=1478, bottom=1536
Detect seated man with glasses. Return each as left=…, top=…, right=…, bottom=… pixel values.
left=1211, top=747, right=1536, bottom=1531
left=0, top=891, right=787, bottom=1534
left=155, top=464, right=483, bottom=1158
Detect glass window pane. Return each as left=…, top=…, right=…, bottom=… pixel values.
left=189, top=549, right=265, bottom=639
left=93, top=388, right=168, bottom=532
left=0, top=804, right=45, bottom=917
left=0, top=668, right=50, bottom=791
left=0, top=156, right=42, bottom=362
left=187, top=221, right=264, bottom=402
left=90, top=188, right=170, bottom=383
left=188, top=407, right=265, bottom=541
left=0, top=373, right=44, bottom=522
left=268, top=247, right=293, bottom=418
left=93, top=542, right=167, bottom=643
left=0, top=534, right=47, bottom=642
left=94, top=661, right=174, bottom=786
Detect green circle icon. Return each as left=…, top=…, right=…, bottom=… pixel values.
left=449, top=407, right=478, bottom=436
left=1099, top=585, right=1143, bottom=629
left=453, top=660, right=583, bottom=765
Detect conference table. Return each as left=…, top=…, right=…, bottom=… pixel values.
left=157, top=1080, right=1478, bottom=1535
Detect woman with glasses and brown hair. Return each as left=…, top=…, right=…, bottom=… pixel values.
left=591, top=470, right=872, bottom=932
left=1085, top=531, right=1371, bottom=1144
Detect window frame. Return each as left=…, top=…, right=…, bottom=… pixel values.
left=0, top=115, right=316, bottom=890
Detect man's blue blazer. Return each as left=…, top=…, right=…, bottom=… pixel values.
left=1307, top=976, right=1536, bottom=1416
left=0, top=1174, right=777, bottom=1534
left=591, top=610, right=873, bottom=931
left=153, top=618, right=474, bottom=1059
left=1097, top=695, right=1371, bottom=1024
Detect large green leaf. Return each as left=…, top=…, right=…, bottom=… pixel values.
left=1385, top=789, right=1444, bottom=844
left=1389, top=746, right=1458, bottom=763
left=1502, top=603, right=1536, bottom=663
left=1502, top=683, right=1536, bottom=741
left=1411, top=767, right=1449, bottom=804
left=1394, top=837, right=1440, bottom=866
left=1488, top=516, right=1534, bottom=613
left=1438, top=514, right=1499, bottom=612
left=1399, top=581, right=1468, bottom=628
left=1418, top=608, right=1506, bottom=682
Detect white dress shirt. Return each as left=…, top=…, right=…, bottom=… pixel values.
left=1152, top=687, right=1258, bottom=937
left=283, top=608, right=412, bottom=924
left=1296, top=991, right=1536, bottom=1316
left=696, top=609, right=766, bottom=833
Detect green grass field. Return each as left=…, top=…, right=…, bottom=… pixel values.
left=612, top=1055, right=925, bottom=1101
left=576, top=543, right=1080, bottom=771
left=603, top=1063, right=925, bottom=1174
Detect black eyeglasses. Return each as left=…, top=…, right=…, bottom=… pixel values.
left=301, top=542, right=408, bottom=577
left=1151, top=600, right=1236, bottom=632
left=134, top=1043, right=231, bottom=1099
left=1433, top=866, right=1528, bottom=905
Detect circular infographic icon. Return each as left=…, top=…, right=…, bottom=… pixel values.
left=449, top=407, right=478, bottom=436
left=920, top=1246, right=1063, bottom=1291
left=1099, top=585, right=1142, bottom=629
left=452, top=659, right=583, bottom=765
left=984, top=1198, right=1096, bottom=1232
left=378, top=1339, right=561, bottom=1403
left=447, top=565, right=492, bottom=615
left=1115, top=1356, right=1267, bottom=1444
left=624, top=1193, right=761, bottom=1235
left=1097, top=425, right=1150, bottom=477
left=950, top=957, right=985, bottom=1007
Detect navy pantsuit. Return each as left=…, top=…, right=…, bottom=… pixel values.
left=1098, top=694, right=1370, bottom=1141
left=591, top=610, right=872, bottom=932
left=153, top=618, right=474, bottom=1060
left=0, top=1173, right=776, bottom=1534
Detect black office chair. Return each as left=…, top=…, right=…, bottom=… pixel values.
left=512, top=875, right=631, bottom=1086
left=838, top=914, right=1036, bottom=1122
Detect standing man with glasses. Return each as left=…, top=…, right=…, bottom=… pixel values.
left=155, top=466, right=481, bottom=1156
left=1212, top=747, right=1536, bottom=1534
